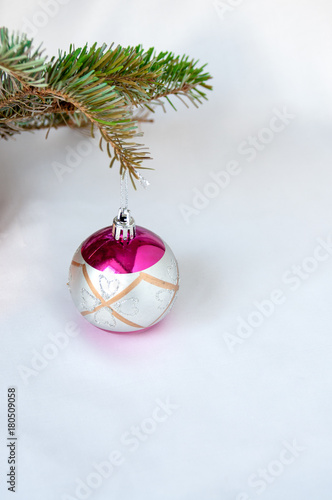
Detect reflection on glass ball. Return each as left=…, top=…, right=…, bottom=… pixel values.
left=68, top=226, right=180, bottom=333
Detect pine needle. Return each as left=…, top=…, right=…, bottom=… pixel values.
left=0, top=27, right=212, bottom=184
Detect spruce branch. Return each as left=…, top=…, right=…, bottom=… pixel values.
left=0, top=27, right=212, bottom=184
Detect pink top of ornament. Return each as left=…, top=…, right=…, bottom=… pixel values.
left=81, top=225, right=165, bottom=274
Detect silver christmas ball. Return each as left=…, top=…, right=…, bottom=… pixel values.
left=68, top=223, right=179, bottom=333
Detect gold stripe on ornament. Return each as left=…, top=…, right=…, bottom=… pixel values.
left=140, top=272, right=179, bottom=291
left=71, top=260, right=83, bottom=267
left=111, top=309, right=143, bottom=329
left=149, top=275, right=180, bottom=327
left=105, top=275, right=144, bottom=305
left=81, top=264, right=144, bottom=329
left=82, top=275, right=144, bottom=316
left=79, top=263, right=179, bottom=329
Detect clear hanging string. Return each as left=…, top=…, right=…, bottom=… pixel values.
left=113, top=169, right=149, bottom=241
left=120, top=170, right=129, bottom=211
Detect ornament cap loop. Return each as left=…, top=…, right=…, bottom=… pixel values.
left=112, top=208, right=136, bottom=241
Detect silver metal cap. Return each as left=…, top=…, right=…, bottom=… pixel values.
left=112, top=208, right=136, bottom=241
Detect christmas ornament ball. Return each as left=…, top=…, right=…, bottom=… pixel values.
left=68, top=226, right=180, bottom=332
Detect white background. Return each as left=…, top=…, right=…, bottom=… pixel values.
left=1, top=1, right=332, bottom=499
